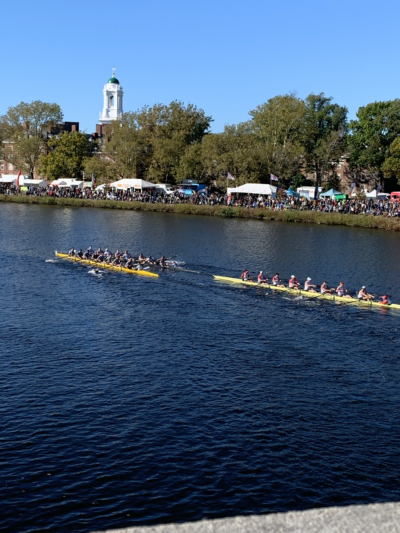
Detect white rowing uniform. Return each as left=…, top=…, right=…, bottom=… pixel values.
left=358, top=290, right=365, bottom=299
left=337, top=286, right=345, bottom=296
left=304, top=281, right=312, bottom=291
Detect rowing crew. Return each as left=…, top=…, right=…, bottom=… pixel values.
left=68, top=247, right=173, bottom=268
left=240, top=270, right=392, bottom=305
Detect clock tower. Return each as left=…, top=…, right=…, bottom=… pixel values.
left=99, top=69, right=124, bottom=125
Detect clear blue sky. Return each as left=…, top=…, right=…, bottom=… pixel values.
left=2, top=0, right=399, bottom=133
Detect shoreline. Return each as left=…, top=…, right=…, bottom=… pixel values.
left=1, top=194, right=400, bottom=232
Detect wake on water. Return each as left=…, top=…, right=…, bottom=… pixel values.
left=45, top=259, right=58, bottom=263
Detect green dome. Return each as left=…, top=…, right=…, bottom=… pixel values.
left=108, top=76, right=120, bottom=84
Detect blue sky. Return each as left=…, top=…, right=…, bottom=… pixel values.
left=1, top=0, right=398, bottom=133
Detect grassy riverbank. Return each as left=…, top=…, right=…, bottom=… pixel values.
left=1, top=194, right=400, bottom=231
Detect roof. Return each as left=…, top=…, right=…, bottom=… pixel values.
left=108, top=76, right=120, bottom=84
left=227, top=183, right=277, bottom=195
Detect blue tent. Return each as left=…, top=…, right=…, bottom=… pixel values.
left=320, top=188, right=341, bottom=197
left=286, top=188, right=300, bottom=197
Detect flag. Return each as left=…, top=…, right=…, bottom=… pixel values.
left=16, top=170, right=21, bottom=187
left=270, top=174, right=279, bottom=181
left=227, top=172, right=235, bottom=180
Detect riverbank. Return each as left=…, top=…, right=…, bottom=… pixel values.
left=1, top=194, right=400, bottom=231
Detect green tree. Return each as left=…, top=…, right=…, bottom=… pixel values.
left=349, top=99, right=400, bottom=183
left=1, top=100, right=63, bottom=177
left=83, top=154, right=117, bottom=185
left=249, top=93, right=306, bottom=183
left=382, top=138, right=400, bottom=182
left=202, top=123, right=267, bottom=188
left=38, top=131, right=90, bottom=180
left=302, top=93, right=348, bottom=186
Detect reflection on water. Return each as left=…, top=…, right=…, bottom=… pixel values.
left=1, top=204, right=400, bottom=533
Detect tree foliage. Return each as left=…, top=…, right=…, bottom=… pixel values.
left=38, top=131, right=90, bottom=180
left=382, top=138, right=400, bottom=182
left=348, top=99, right=400, bottom=182
left=0, top=100, right=63, bottom=176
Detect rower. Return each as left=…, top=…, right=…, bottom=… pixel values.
left=76, top=249, right=83, bottom=258
left=138, top=253, right=146, bottom=264
left=84, top=246, right=94, bottom=259
left=241, top=269, right=252, bottom=282
left=289, top=275, right=300, bottom=290
left=257, top=271, right=268, bottom=284
left=379, top=295, right=392, bottom=305
left=304, top=277, right=317, bottom=293
left=68, top=247, right=75, bottom=257
left=126, top=258, right=135, bottom=269
left=272, top=273, right=285, bottom=287
left=321, top=281, right=334, bottom=294
left=104, top=249, right=112, bottom=260
left=114, top=249, right=121, bottom=259
left=336, top=281, right=352, bottom=298
left=358, top=286, right=373, bottom=301
left=112, top=255, right=121, bottom=266
left=146, top=256, right=155, bottom=265
left=93, top=247, right=103, bottom=260
left=157, top=256, right=167, bottom=267
left=122, top=250, right=131, bottom=261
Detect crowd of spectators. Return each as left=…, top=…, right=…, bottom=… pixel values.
left=1, top=184, right=400, bottom=217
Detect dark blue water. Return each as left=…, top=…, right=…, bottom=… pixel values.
left=1, top=204, right=400, bottom=533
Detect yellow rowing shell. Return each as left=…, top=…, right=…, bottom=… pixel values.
left=55, top=252, right=159, bottom=278
left=213, top=275, right=400, bottom=310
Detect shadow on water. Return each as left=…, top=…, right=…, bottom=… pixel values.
left=1, top=204, right=400, bottom=533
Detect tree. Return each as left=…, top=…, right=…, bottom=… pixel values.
left=349, top=99, right=400, bottom=183
left=38, top=131, right=90, bottom=180
left=249, top=93, right=306, bottom=183
left=1, top=100, right=63, bottom=177
left=201, top=123, right=267, bottom=188
left=382, top=138, right=400, bottom=182
left=302, top=93, right=348, bottom=185
left=83, top=155, right=117, bottom=185
left=176, top=142, right=205, bottom=183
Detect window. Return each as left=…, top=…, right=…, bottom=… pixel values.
left=9, top=163, right=13, bottom=170
left=0, top=164, right=4, bottom=170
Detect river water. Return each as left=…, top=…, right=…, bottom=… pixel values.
left=1, top=204, right=400, bottom=533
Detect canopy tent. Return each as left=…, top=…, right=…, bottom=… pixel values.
left=296, top=186, right=323, bottom=199
left=21, top=179, right=48, bottom=188
left=50, top=179, right=69, bottom=187
left=109, top=179, right=155, bottom=191
left=0, top=174, right=19, bottom=184
left=96, top=184, right=106, bottom=191
left=366, top=189, right=390, bottom=198
left=320, top=188, right=341, bottom=197
left=227, top=183, right=277, bottom=196
left=58, top=180, right=83, bottom=189
left=286, top=188, right=300, bottom=197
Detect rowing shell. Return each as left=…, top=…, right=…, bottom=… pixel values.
left=213, top=275, right=400, bottom=310
left=55, top=252, right=159, bottom=278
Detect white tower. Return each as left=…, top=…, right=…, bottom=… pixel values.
left=99, top=69, right=124, bottom=125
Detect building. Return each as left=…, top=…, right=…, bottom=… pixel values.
left=98, top=69, right=124, bottom=127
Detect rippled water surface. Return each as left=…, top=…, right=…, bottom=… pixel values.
left=1, top=204, right=400, bottom=533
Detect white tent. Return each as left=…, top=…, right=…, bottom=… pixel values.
left=0, top=174, right=20, bottom=184
left=227, top=183, right=277, bottom=196
left=109, top=178, right=156, bottom=191
left=366, top=189, right=389, bottom=198
left=96, top=184, right=106, bottom=191
left=296, top=186, right=323, bottom=199
left=21, top=178, right=48, bottom=187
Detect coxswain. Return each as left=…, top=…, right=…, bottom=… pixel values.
left=320, top=281, right=334, bottom=294
left=358, top=286, right=373, bottom=301
left=336, top=281, right=352, bottom=298
left=272, top=273, right=285, bottom=288
left=68, top=247, right=76, bottom=257
left=241, top=269, right=252, bottom=282
left=304, top=277, right=317, bottom=293
left=379, top=295, right=392, bottom=306
left=289, top=275, right=300, bottom=290
left=257, top=271, right=268, bottom=284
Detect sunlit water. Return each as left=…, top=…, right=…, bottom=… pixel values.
left=1, top=204, right=400, bottom=533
